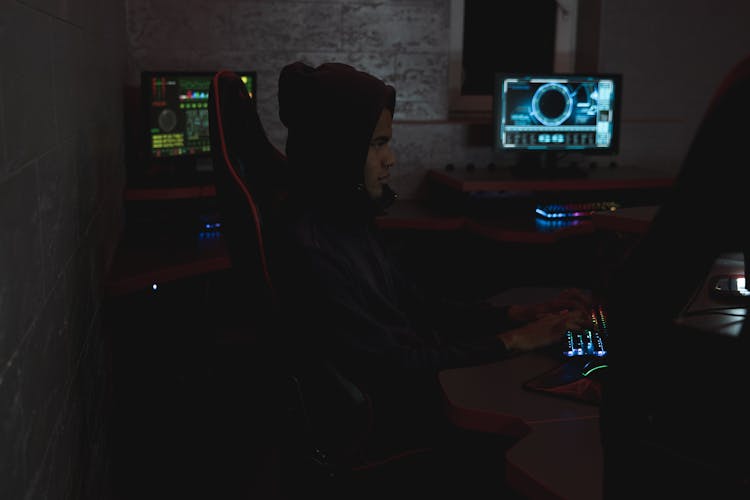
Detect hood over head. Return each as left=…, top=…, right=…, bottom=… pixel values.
left=278, top=61, right=396, bottom=216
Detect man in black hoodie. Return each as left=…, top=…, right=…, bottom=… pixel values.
left=274, top=61, right=591, bottom=496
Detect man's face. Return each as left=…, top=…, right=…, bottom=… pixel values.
left=364, top=109, right=395, bottom=200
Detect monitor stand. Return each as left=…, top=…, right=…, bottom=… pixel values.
left=509, top=151, right=588, bottom=180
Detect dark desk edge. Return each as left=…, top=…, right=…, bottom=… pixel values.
left=428, top=167, right=675, bottom=193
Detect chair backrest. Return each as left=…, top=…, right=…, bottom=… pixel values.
left=605, top=55, right=750, bottom=321
left=600, top=55, right=750, bottom=498
left=208, top=70, right=435, bottom=494
left=208, top=70, right=288, bottom=313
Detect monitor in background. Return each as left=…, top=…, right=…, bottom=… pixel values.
left=492, top=72, right=622, bottom=179
left=138, top=70, right=257, bottom=185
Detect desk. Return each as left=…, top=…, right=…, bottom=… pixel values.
left=591, top=205, right=659, bottom=234
left=105, top=198, right=462, bottom=297
left=439, top=353, right=602, bottom=500
left=465, top=216, right=593, bottom=244
left=104, top=236, right=231, bottom=297
left=427, top=166, right=673, bottom=243
left=107, top=168, right=672, bottom=294
left=505, top=417, right=602, bottom=500
left=439, top=253, right=746, bottom=500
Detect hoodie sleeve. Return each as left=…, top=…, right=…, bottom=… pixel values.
left=388, top=259, right=524, bottom=342
left=282, top=241, right=513, bottom=379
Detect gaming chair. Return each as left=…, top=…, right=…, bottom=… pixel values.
left=599, top=54, right=750, bottom=499
left=208, top=70, right=288, bottom=316
left=208, top=70, right=439, bottom=499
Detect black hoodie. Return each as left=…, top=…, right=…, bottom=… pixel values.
left=279, top=61, right=398, bottom=219
left=275, top=62, right=520, bottom=454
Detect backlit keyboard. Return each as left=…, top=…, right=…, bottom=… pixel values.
left=536, top=201, right=620, bottom=219
left=564, top=304, right=609, bottom=358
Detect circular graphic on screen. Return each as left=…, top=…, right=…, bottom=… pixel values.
left=158, top=108, right=178, bottom=132
left=531, top=83, right=574, bottom=126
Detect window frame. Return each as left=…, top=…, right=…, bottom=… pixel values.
left=447, top=0, right=579, bottom=118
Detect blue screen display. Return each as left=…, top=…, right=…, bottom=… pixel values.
left=494, top=73, right=621, bottom=153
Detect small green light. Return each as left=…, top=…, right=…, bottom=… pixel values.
left=582, top=364, right=608, bottom=377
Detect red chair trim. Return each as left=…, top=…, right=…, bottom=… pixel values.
left=211, top=70, right=275, bottom=299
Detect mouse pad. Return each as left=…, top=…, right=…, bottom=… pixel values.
left=523, top=359, right=603, bottom=405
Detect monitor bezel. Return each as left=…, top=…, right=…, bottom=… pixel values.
left=140, top=70, right=258, bottom=164
left=492, top=71, right=623, bottom=156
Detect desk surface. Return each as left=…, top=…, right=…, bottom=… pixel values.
left=440, top=254, right=746, bottom=500
left=439, top=351, right=602, bottom=499
left=425, top=166, right=673, bottom=243
left=505, top=417, right=602, bottom=500
left=429, top=165, right=674, bottom=193
left=439, top=353, right=599, bottom=436
left=377, top=200, right=598, bottom=243
left=465, top=216, right=594, bottom=244
left=104, top=236, right=231, bottom=296
left=591, top=205, right=660, bottom=234
left=105, top=200, right=460, bottom=297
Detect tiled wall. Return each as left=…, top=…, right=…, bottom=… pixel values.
left=125, top=0, right=477, bottom=199
left=0, top=0, right=127, bottom=498
left=125, top=0, right=750, bottom=200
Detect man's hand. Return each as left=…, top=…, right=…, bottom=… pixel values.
left=498, top=308, right=589, bottom=352
left=508, top=288, right=593, bottom=324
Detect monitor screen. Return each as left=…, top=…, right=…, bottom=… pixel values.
left=141, top=71, right=257, bottom=162
left=492, top=72, right=622, bottom=174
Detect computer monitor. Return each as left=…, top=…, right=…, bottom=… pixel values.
left=140, top=70, right=257, bottom=182
left=492, top=72, right=622, bottom=177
